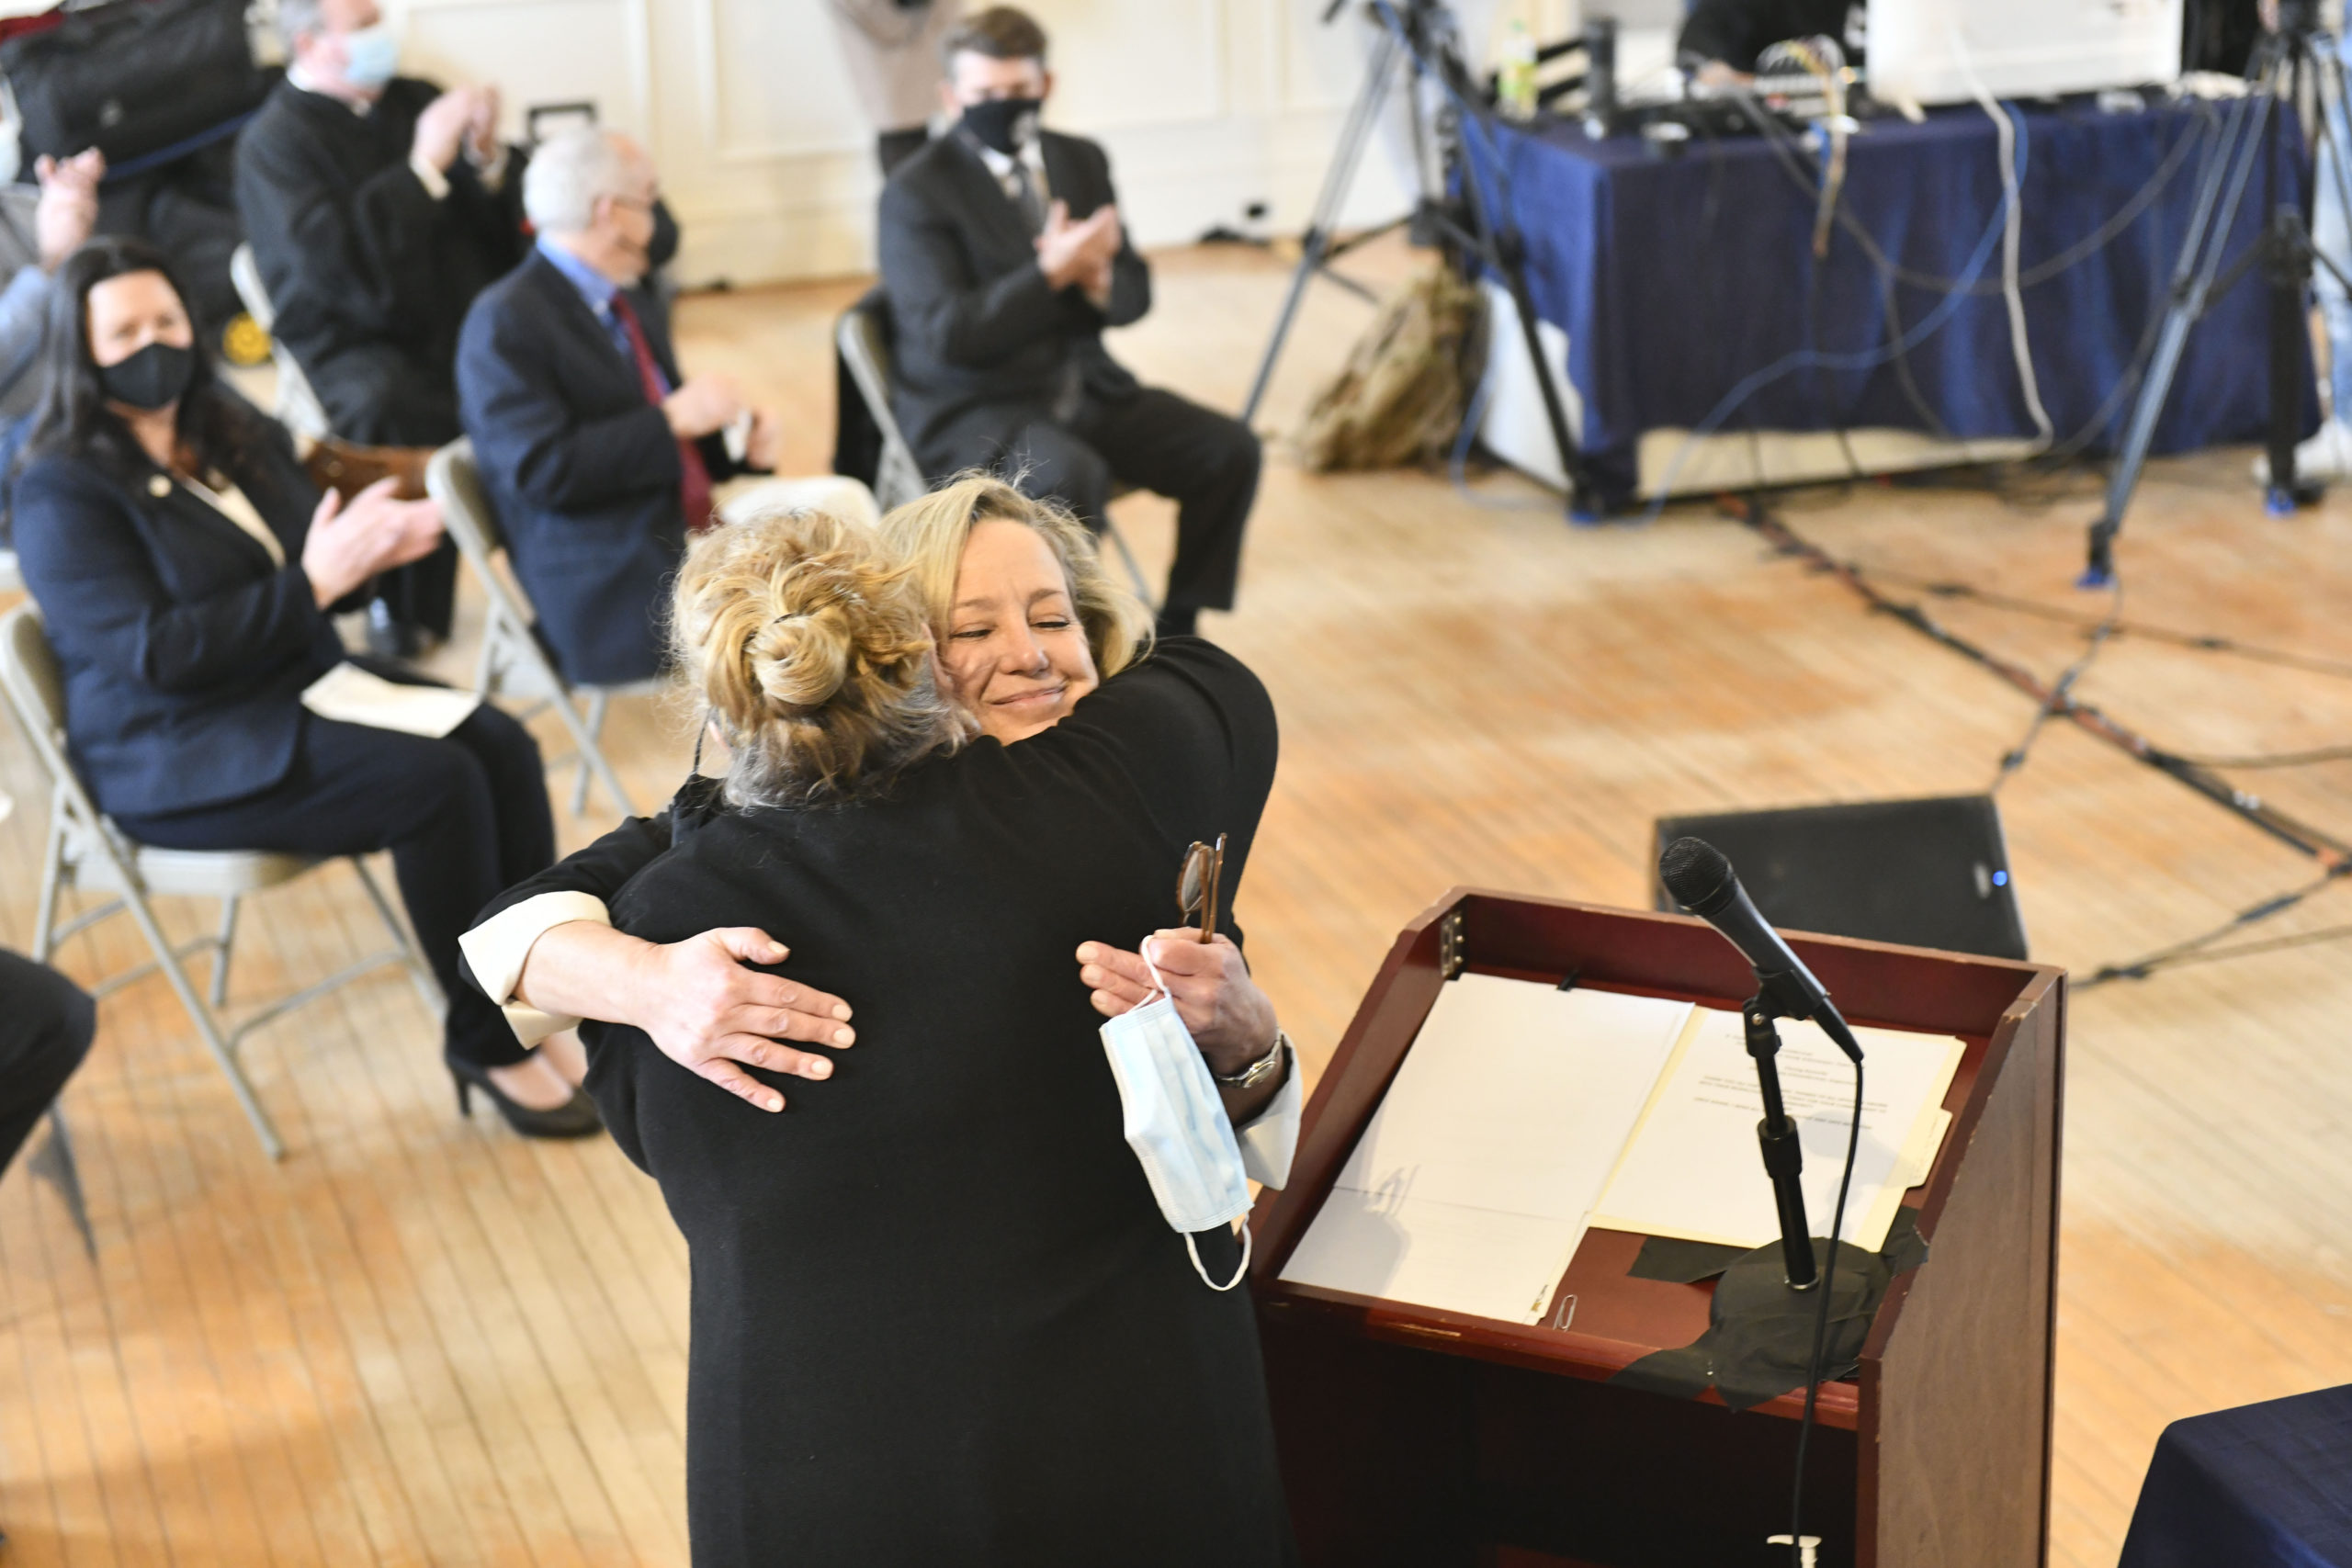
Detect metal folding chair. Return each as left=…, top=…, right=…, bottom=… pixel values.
left=424, top=439, right=649, bottom=817
left=836, top=290, right=1159, bottom=609
left=229, top=242, right=331, bottom=442
left=0, top=604, right=442, bottom=1160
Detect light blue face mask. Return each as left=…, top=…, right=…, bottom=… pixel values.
left=338, top=22, right=401, bottom=90
left=1099, top=949, right=1254, bottom=1291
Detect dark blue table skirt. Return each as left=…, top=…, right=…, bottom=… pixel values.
left=2119, top=1382, right=2352, bottom=1568
left=1487, top=97, right=2316, bottom=505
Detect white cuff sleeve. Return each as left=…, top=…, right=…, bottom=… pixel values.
left=409, top=153, right=451, bottom=201
left=458, top=891, right=611, bottom=1047
left=1235, top=1044, right=1302, bottom=1190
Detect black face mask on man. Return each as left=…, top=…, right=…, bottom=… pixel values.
left=96, top=341, right=196, bottom=412
left=648, top=199, right=681, bottom=271
left=960, top=96, right=1041, bottom=157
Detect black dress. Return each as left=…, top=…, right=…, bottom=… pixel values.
left=582, top=640, right=1292, bottom=1566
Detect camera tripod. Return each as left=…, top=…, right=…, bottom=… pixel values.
left=1239, top=0, right=1598, bottom=516
left=2083, top=11, right=2352, bottom=586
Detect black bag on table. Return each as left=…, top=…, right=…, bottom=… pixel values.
left=2, top=0, right=271, bottom=166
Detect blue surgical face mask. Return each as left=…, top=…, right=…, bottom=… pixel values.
left=1099, top=950, right=1254, bottom=1290
left=338, top=22, right=401, bottom=90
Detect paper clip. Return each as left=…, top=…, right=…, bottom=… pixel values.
left=1551, top=1293, right=1577, bottom=1331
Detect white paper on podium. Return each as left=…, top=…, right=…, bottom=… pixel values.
left=1589, top=1008, right=1963, bottom=1255
left=1279, top=974, right=1692, bottom=1325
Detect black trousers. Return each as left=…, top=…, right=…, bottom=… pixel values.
left=935, top=386, right=1261, bottom=617
left=374, top=540, right=460, bottom=641
left=0, top=951, right=95, bottom=1179
left=115, top=705, right=555, bottom=1071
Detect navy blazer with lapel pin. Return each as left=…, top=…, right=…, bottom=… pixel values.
left=11, top=423, right=351, bottom=819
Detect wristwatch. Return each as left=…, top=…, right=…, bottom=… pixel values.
left=1215, top=1028, right=1290, bottom=1089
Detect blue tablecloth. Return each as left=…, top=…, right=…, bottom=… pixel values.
left=1487, top=96, right=2315, bottom=505
left=2119, top=1382, right=2352, bottom=1568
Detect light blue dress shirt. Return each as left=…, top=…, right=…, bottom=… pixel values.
left=534, top=237, right=672, bottom=397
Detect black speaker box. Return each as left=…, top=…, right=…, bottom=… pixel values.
left=1651, top=795, right=2029, bottom=962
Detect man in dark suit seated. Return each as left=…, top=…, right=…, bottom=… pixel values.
left=458, top=129, right=848, bottom=687
left=233, top=0, right=531, bottom=652
left=878, top=5, right=1261, bottom=640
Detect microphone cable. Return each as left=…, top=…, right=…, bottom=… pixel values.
left=1786, top=1053, right=1866, bottom=1568
left=1990, top=571, right=2124, bottom=793
left=2078, top=865, right=2352, bottom=987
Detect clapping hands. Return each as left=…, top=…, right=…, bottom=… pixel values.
left=33, top=149, right=104, bottom=273
left=1035, top=200, right=1123, bottom=300
left=301, top=478, right=445, bottom=608
left=413, top=85, right=501, bottom=174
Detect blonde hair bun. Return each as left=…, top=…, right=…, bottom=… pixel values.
left=672, top=505, right=967, bottom=807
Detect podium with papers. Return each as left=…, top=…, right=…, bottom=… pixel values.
left=1250, top=888, right=2064, bottom=1568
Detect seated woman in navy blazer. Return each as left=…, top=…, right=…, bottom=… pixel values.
left=9, top=236, right=592, bottom=1137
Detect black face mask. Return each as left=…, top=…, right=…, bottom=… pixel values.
left=960, top=96, right=1041, bottom=157
left=648, top=199, right=681, bottom=271
left=96, top=341, right=196, bottom=412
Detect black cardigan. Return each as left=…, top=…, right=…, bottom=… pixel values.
left=493, top=641, right=1294, bottom=1565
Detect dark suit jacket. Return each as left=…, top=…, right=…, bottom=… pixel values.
left=233, top=77, right=529, bottom=446
left=876, top=130, right=1150, bottom=468
left=11, top=426, right=347, bottom=819
left=456, top=250, right=734, bottom=687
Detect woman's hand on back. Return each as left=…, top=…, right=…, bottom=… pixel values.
left=301, top=478, right=447, bottom=608
left=1076, top=930, right=1278, bottom=1078
left=621, top=928, right=858, bottom=1112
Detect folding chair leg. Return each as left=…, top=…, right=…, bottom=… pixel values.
left=1101, top=519, right=1159, bottom=611
left=351, top=855, right=444, bottom=1018
left=560, top=689, right=636, bottom=818
left=210, top=895, right=239, bottom=1008
left=473, top=614, right=503, bottom=698
left=33, top=1105, right=94, bottom=1260
left=105, top=852, right=286, bottom=1160
left=570, top=690, right=608, bottom=816
left=31, top=812, right=63, bottom=965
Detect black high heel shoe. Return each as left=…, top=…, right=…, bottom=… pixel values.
left=450, top=1057, right=604, bottom=1139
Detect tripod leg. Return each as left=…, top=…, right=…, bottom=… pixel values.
left=1452, top=124, right=1595, bottom=515
left=1241, top=23, right=1403, bottom=423
left=2267, top=208, right=2314, bottom=513
left=2086, top=90, right=2277, bottom=585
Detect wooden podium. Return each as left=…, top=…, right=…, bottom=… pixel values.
left=1250, top=889, right=2065, bottom=1568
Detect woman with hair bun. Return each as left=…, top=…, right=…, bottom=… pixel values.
left=465, top=474, right=1295, bottom=1137
left=552, top=500, right=1291, bottom=1563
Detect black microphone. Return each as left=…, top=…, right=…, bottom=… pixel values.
left=1658, top=837, right=1864, bottom=1063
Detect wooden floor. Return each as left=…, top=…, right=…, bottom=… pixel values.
left=7, top=238, right=2352, bottom=1566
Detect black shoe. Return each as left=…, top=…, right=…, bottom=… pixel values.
left=365, top=598, right=421, bottom=660
left=1155, top=605, right=1200, bottom=641
left=450, top=1057, right=604, bottom=1139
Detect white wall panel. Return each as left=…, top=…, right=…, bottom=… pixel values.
left=391, top=0, right=652, bottom=141
left=390, top=0, right=1431, bottom=286
left=700, top=0, right=870, bottom=161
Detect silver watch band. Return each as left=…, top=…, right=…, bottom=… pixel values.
left=1215, top=1029, right=1289, bottom=1089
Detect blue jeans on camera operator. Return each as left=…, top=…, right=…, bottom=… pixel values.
left=2314, top=28, right=2352, bottom=423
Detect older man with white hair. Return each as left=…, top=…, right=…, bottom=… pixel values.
left=458, top=128, right=871, bottom=686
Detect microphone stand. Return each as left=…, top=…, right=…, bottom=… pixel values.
left=1742, top=993, right=1818, bottom=1291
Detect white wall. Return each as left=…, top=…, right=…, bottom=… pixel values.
left=385, top=0, right=1558, bottom=287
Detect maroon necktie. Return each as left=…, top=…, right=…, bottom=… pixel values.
left=609, top=290, right=714, bottom=532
